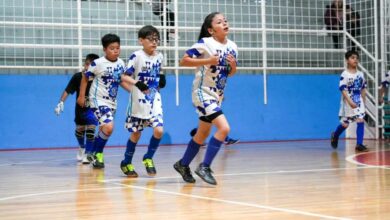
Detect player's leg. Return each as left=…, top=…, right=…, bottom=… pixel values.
left=92, top=106, right=115, bottom=169
left=83, top=124, right=96, bottom=164
left=121, top=116, right=146, bottom=177
left=75, top=125, right=86, bottom=161
left=195, top=113, right=229, bottom=185
left=143, top=126, right=163, bottom=176
left=355, top=117, right=368, bottom=152
left=174, top=120, right=212, bottom=183
left=331, top=118, right=349, bottom=149
left=121, top=130, right=141, bottom=177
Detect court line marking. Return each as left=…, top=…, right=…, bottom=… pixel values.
left=345, top=151, right=390, bottom=169
left=106, top=181, right=351, bottom=220
left=0, top=186, right=124, bottom=202
left=0, top=166, right=373, bottom=219
left=102, top=166, right=374, bottom=182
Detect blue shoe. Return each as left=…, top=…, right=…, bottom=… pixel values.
left=224, top=137, right=239, bottom=146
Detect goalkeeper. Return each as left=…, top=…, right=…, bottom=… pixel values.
left=54, top=53, right=99, bottom=164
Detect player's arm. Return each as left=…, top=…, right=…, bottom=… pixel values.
left=179, top=53, right=219, bottom=67
left=379, top=86, right=386, bottom=104
left=77, top=73, right=88, bottom=107
left=54, top=91, right=68, bottom=115
left=361, top=88, right=366, bottom=104
left=341, top=90, right=357, bottom=108
left=121, top=74, right=149, bottom=94
left=120, top=80, right=132, bottom=92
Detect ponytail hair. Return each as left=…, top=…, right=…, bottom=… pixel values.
left=197, top=12, right=221, bottom=41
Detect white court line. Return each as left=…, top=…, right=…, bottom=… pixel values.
left=0, top=186, right=123, bottom=202
left=107, top=181, right=351, bottom=220
left=0, top=166, right=370, bottom=219
left=102, top=166, right=374, bottom=183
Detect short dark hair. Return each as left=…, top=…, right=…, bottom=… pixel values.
left=101, top=33, right=120, bottom=48
left=138, top=25, right=160, bottom=39
left=345, top=50, right=359, bottom=59
left=85, top=53, right=99, bottom=62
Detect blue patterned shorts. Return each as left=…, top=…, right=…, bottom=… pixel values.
left=90, top=106, right=116, bottom=126
left=125, top=114, right=163, bottom=132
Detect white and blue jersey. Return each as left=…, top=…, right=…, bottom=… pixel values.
left=86, top=56, right=125, bottom=110
left=338, top=70, right=366, bottom=120
left=186, top=37, right=238, bottom=117
left=124, top=50, right=164, bottom=131
left=381, top=70, right=390, bottom=88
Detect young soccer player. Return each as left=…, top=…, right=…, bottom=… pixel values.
left=331, top=50, right=368, bottom=152
left=173, top=12, right=238, bottom=185
left=55, top=53, right=99, bottom=164
left=119, top=25, right=166, bottom=177
left=77, top=33, right=128, bottom=168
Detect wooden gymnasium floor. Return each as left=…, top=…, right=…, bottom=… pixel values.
left=0, top=139, right=389, bottom=220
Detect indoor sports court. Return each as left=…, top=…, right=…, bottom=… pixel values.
left=0, top=0, right=389, bottom=219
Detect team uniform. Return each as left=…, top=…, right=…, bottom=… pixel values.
left=338, top=70, right=366, bottom=124
left=124, top=50, right=164, bottom=132
left=85, top=56, right=126, bottom=125
left=381, top=70, right=390, bottom=96
left=65, top=72, right=96, bottom=125
left=185, top=37, right=238, bottom=118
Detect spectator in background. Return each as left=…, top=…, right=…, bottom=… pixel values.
left=324, top=0, right=344, bottom=49
left=325, top=0, right=359, bottom=51
left=346, top=8, right=361, bottom=51
left=151, top=0, right=177, bottom=42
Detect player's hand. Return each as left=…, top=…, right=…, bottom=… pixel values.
left=349, top=102, right=357, bottom=109
left=226, top=54, right=237, bottom=74
left=77, top=96, right=85, bottom=107
left=208, top=54, right=219, bottom=65
left=379, top=97, right=384, bottom=104
left=135, top=81, right=150, bottom=94
left=54, top=101, right=64, bottom=116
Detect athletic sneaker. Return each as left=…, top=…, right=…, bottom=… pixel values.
left=330, top=132, right=338, bottom=149
left=173, top=160, right=196, bottom=183
left=86, top=153, right=95, bottom=163
left=224, top=137, right=239, bottom=146
left=120, top=161, right=138, bottom=177
left=195, top=163, right=217, bottom=185
left=355, top=144, right=369, bottom=152
left=81, top=154, right=90, bottom=164
left=143, top=158, right=157, bottom=176
left=92, top=152, right=105, bottom=169
left=77, top=147, right=85, bottom=161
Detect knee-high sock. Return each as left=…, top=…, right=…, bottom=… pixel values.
left=94, top=131, right=109, bottom=153
left=143, top=136, right=161, bottom=160
left=334, top=124, right=346, bottom=138
left=123, top=139, right=137, bottom=164
left=181, top=139, right=201, bottom=166
left=356, top=122, right=364, bottom=145
left=203, top=136, right=223, bottom=167
left=85, top=126, right=95, bottom=154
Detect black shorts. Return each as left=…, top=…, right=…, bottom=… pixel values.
left=199, top=110, right=223, bottom=123
left=75, top=107, right=97, bottom=126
